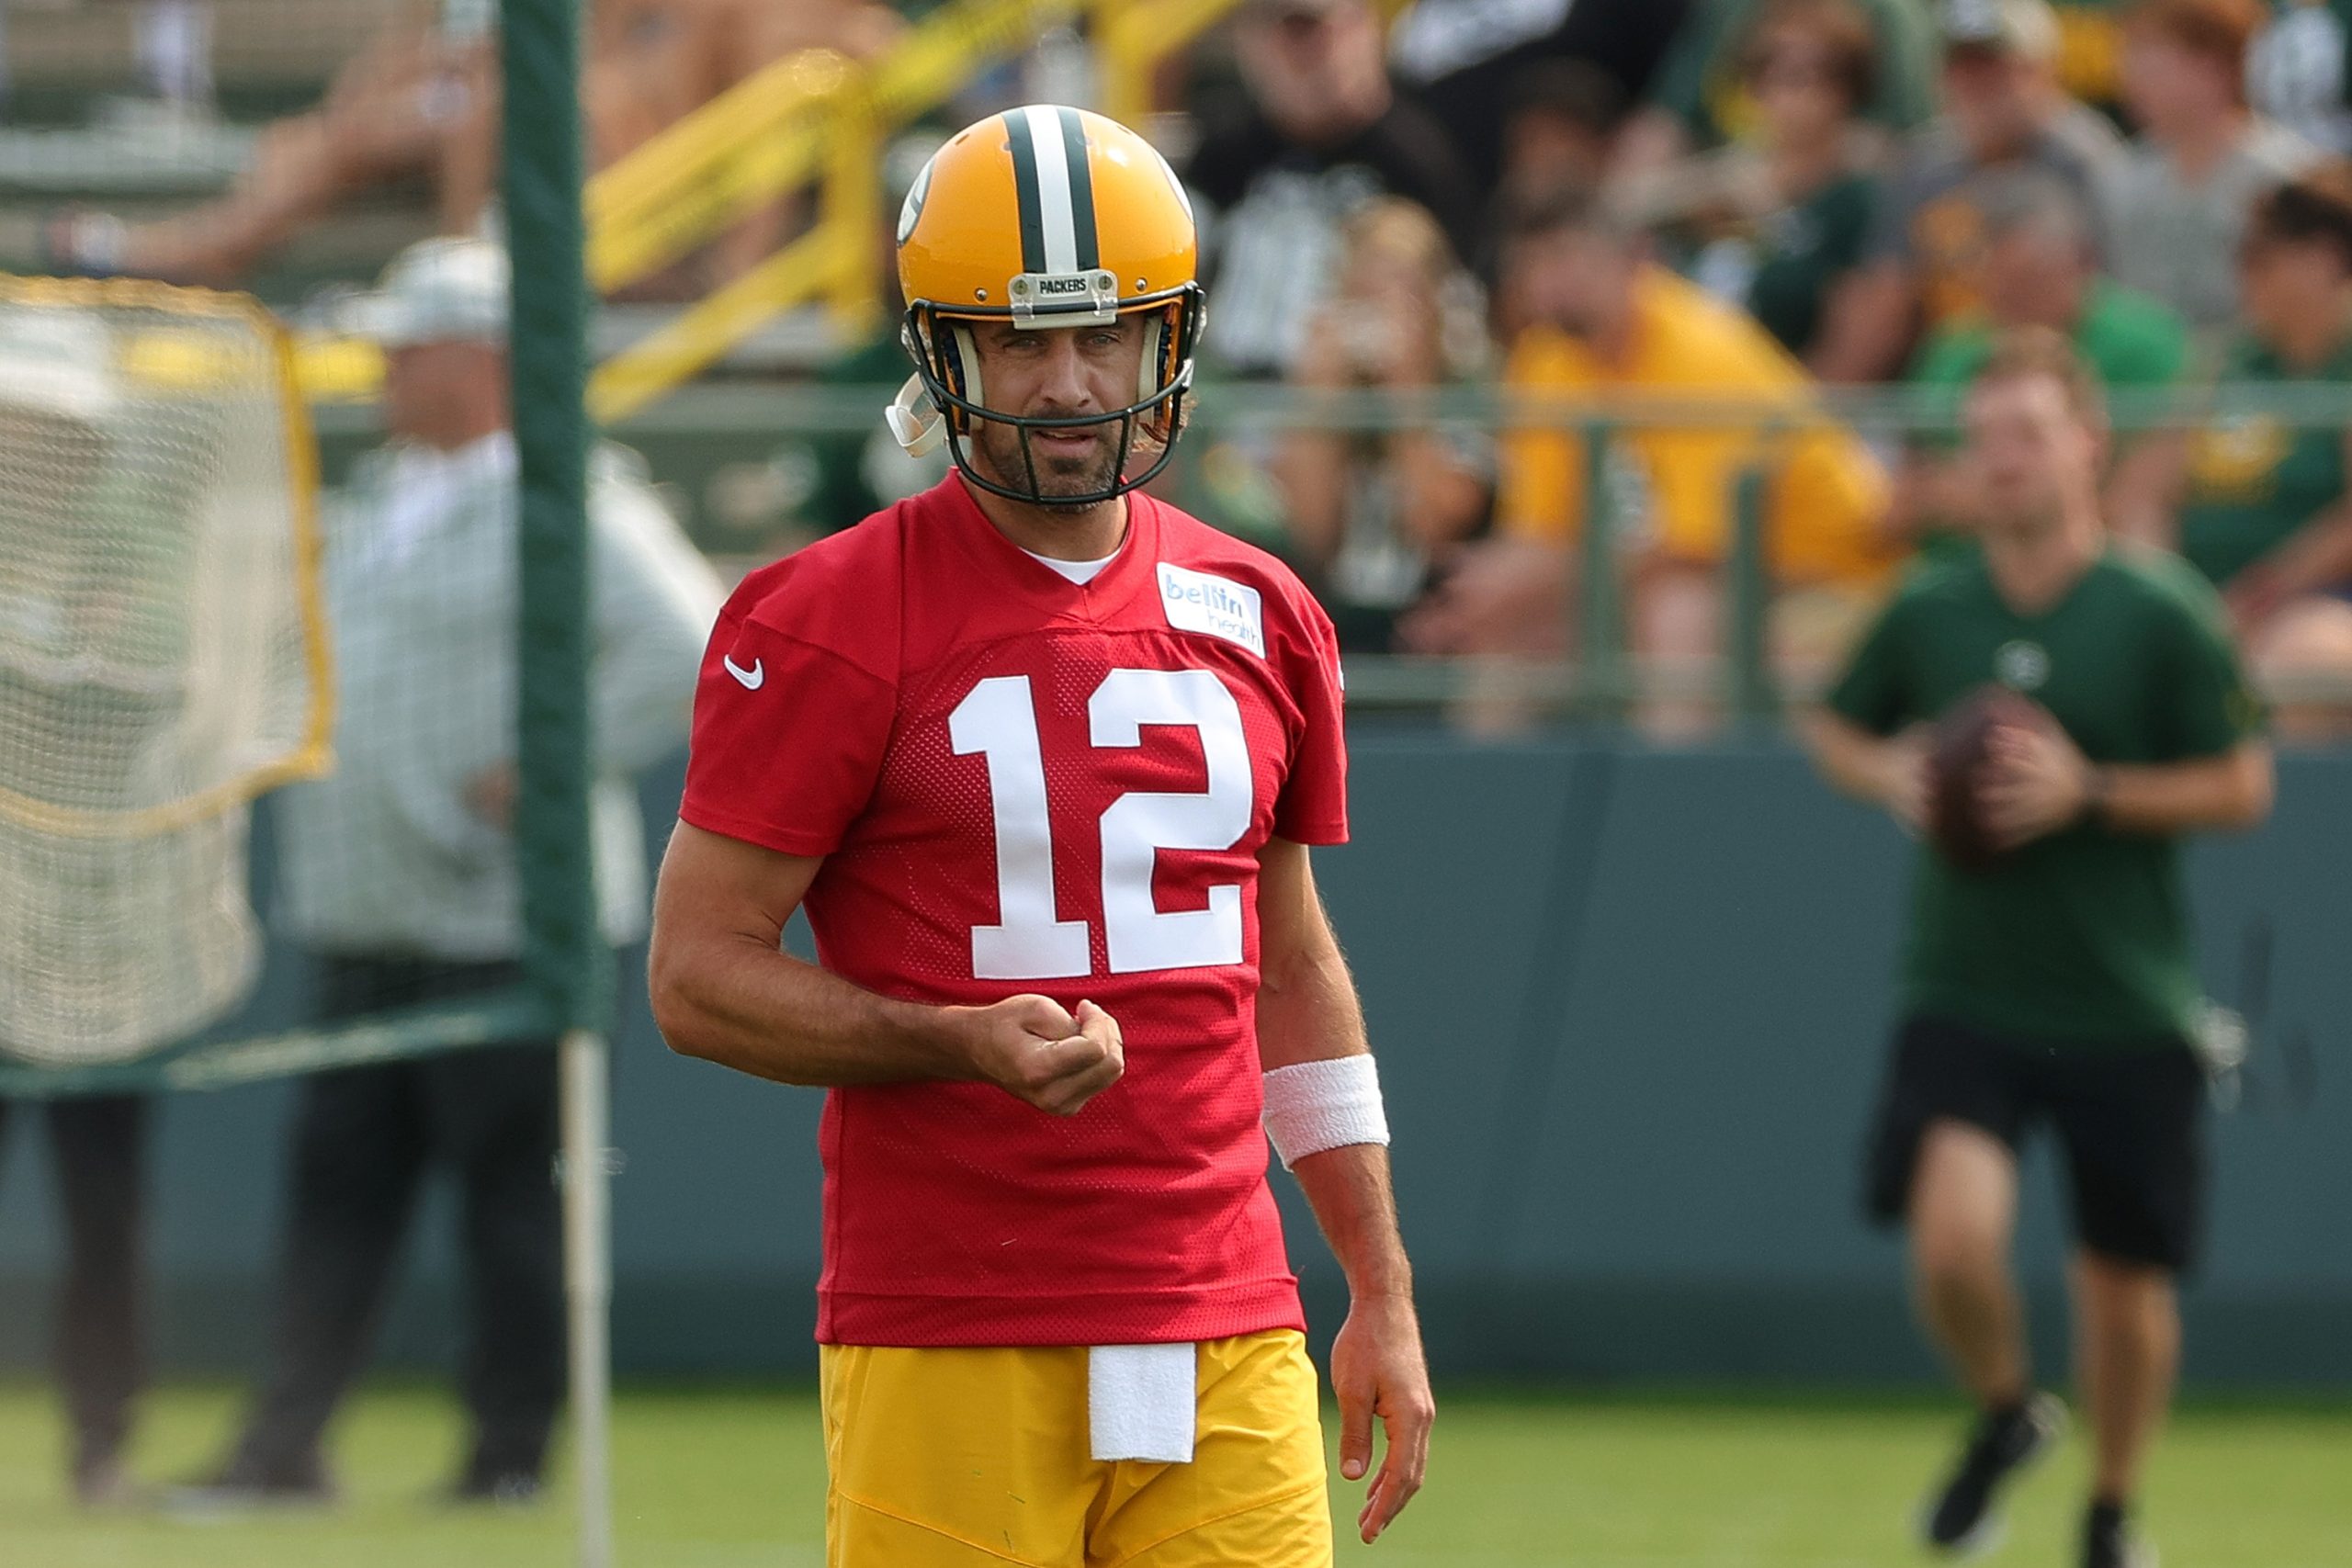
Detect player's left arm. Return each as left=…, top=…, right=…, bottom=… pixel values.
left=1256, top=834, right=1432, bottom=1547
left=1980, top=732, right=2274, bottom=848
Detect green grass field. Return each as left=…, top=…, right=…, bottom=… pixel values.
left=2, top=1383, right=2346, bottom=1566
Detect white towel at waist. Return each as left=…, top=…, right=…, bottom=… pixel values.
left=1087, top=1343, right=1197, bottom=1463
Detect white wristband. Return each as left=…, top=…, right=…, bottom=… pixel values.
left=1261, top=1055, right=1389, bottom=1171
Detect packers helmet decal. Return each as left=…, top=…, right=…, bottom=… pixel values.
left=895, top=156, right=933, bottom=247
left=887, top=104, right=1205, bottom=508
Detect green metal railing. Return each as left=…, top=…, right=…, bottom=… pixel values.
left=625, top=378, right=2352, bottom=434
left=611, top=378, right=2352, bottom=725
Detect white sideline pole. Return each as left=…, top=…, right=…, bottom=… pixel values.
left=560, top=1027, right=616, bottom=1568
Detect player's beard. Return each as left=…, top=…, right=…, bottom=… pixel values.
left=975, top=414, right=1129, bottom=511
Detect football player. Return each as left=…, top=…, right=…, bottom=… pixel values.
left=649, top=105, right=1432, bottom=1567
left=1804, top=328, right=2274, bottom=1568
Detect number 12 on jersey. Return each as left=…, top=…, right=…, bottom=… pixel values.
left=950, top=668, right=1254, bottom=980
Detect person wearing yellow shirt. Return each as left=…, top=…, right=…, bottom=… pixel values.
left=1404, top=183, right=1896, bottom=734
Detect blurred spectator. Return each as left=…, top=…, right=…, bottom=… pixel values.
left=0, top=1097, right=141, bottom=1507
left=46, top=0, right=901, bottom=293
left=1403, top=185, right=1893, bottom=735
left=1492, top=58, right=1628, bottom=224
left=48, top=3, right=493, bottom=286
left=573, top=0, right=903, bottom=294
left=2103, top=0, right=2317, bottom=335
left=1815, top=0, right=2124, bottom=383
left=2248, top=0, right=2352, bottom=156
left=2152, top=167, right=2352, bottom=735
left=175, top=240, right=723, bottom=1508
left=1962, top=0, right=2230, bottom=117
left=1388, top=0, right=1691, bottom=207
left=1186, top=0, right=1478, bottom=378
left=1611, top=0, right=1933, bottom=179
left=1272, top=197, right=1495, bottom=649
left=1623, top=0, right=1888, bottom=369
left=581, top=0, right=899, bottom=171
left=1476, top=58, right=1629, bottom=311
left=1896, top=169, right=2188, bottom=553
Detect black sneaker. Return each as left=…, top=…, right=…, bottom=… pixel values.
left=1917, top=1392, right=2069, bottom=1554
left=2085, top=1502, right=2158, bottom=1568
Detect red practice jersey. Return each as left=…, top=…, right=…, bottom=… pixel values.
left=679, top=475, right=1350, bottom=1347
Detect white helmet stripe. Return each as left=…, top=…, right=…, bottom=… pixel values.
left=1023, top=103, right=1081, bottom=276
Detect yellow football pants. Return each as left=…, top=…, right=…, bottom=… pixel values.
left=819, top=1328, right=1333, bottom=1568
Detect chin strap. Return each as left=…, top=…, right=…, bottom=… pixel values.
left=885, top=372, right=946, bottom=457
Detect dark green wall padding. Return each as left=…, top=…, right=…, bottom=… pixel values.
left=3, top=732, right=2346, bottom=1385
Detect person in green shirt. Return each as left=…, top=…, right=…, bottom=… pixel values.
left=2171, top=330, right=2352, bottom=592
left=1623, top=0, right=1890, bottom=367
left=1622, top=0, right=1936, bottom=160
left=1804, top=329, right=2272, bottom=1568
left=1894, top=167, right=2188, bottom=562
left=2143, top=168, right=2352, bottom=738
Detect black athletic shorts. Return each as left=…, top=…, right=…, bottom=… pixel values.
left=1863, top=1015, right=2210, bottom=1273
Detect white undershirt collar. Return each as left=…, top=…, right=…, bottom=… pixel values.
left=1021, top=543, right=1120, bottom=585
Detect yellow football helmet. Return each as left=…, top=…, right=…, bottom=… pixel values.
left=888, top=104, right=1204, bottom=506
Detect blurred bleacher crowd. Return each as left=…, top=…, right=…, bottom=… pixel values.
left=8, top=0, right=2352, bottom=737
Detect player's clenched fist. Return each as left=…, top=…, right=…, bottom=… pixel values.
left=959, top=995, right=1125, bottom=1116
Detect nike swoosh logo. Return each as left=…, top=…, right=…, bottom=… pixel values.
left=722, top=655, right=764, bottom=690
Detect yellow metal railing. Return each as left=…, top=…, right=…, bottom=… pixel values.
left=1094, top=0, right=1246, bottom=124
left=583, top=47, right=856, bottom=299
left=586, top=0, right=1069, bottom=422
left=284, top=0, right=1266, bottom=412
left=584, top=0, right=1253, bottom=423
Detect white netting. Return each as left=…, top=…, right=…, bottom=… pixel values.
left=0, top=279, right=328, bottom=1066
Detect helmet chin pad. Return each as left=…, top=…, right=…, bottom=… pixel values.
left=885, top=373, right=945, bottom=457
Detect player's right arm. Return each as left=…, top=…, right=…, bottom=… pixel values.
left=1801, top=710, right=1929, bottom=834
left=647, top=821, right=1124, bottom=1112
left=1801, top=587, right=1928, bottom=831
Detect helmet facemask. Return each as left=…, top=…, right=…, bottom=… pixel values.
left=892, top=282, right=1204, bottom=510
